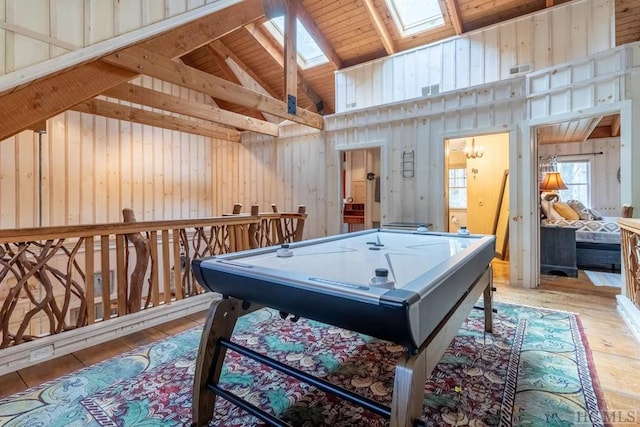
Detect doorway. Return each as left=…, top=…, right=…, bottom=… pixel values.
left=445, top=133, right=510, bottom=256
left=341, top=148, right=381, bottom=232
left=534, top=114, right=623, bottom=295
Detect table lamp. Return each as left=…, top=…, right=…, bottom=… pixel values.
left=539, top=171, right=567, bottom=201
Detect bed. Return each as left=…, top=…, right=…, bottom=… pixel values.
left=541, top=217, right=621, bottom=271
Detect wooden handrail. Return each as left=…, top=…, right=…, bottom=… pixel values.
left=618, top=218, right=640, bottom=234
left=0, top=215, right=259, bottom=243
left=0, top=208, right=306, bottom=349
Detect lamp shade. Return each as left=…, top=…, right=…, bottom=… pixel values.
left=539, top=171, right=568, bottom=191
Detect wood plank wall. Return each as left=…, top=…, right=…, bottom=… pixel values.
left=335, top=0, right=614, bottom=113
left=538, top=138, right=621, bottom=215
left=0, top=0, right=230, bottom=76
left=240, top=128, right=329, bottom=239
left=0, top=76, right=222, bottom=228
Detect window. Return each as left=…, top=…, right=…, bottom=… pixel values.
left=384, top=0, right=444, bottom=37
left=263, top=17, right=329, bottom=69
left=448, top=168, right=467, bottom=209
left=557, top=160, right=591, bottom=206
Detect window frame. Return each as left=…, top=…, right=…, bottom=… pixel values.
left=555, top=156, right=592, bottom=207
left=384, top=0, right=445, bottom=38
left=448, top=167, right=467, bottom=209
left=263, top=17, right=329, bottom=69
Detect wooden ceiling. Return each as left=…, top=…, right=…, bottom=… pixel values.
left=2, top=0, right=640, bottom=142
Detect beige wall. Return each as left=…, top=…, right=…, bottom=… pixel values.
left=466, top=133, right=509, bottom=235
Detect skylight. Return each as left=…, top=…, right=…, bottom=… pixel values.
left=385, top=0, right=444, bottom=37
left=263, top=17, right=329, bottom=69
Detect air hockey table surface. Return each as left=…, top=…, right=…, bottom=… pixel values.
left=192, top=228, right=495, bottom=351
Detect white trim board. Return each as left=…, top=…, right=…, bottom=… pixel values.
left=0, top=292, right=218, bottom=376
left=617, top=295, right=640, bottom=344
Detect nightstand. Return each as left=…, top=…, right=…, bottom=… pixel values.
left=540, top=226, right=578, bottom=277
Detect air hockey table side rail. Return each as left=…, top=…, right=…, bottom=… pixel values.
left=192, top=229, right=495, bottom=351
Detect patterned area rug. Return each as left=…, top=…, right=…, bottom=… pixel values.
left=584, top=270, right=622, bottom=287
left=0, top=302, right=609, bottom=426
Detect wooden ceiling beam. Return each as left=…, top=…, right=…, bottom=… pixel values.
left=611, top=114, right=621, bottom=137
left=207, top=41, right=282, bottom=123
left=587, top=126, right=612, bottom=139
left=284, top=0, right=298, bottom=114
left=204, top=47, right=243, bottom=86
left=446, top=0, right=464, bottom=35
left=203, top=43, right=272, bottom=122
left=0, top=62, right=136, bottom=142
left=103, top=83, right=279, bottom=136
left=243, top=23, right=326, bottom=114
left=546, top=0, right=554, bottom=7
left=362, top=0, right=395, bottom=55
left=0, top=0, right=266, bottom=142
left=139, top=0, right=265, bottom=59
left=102, top=46, right=324, bottom=129
left=73, top=98, right=241, bottom=141
left=244, top=22, right=284, bottom=65
left=297, top=3, right=343, bottom=69
left=208, top=40, right=278, bottom=99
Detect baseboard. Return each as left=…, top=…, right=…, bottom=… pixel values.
left=0, top=293, right=218, bottom=377
left=617, top=295, right=640, bottom=344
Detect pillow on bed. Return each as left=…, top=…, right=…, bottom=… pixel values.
left=568, top=200, right=594, bottom=220
left=554, top=202, right=580, bottom=220
left=541, top=199, right=564, bottom=220
left=586, top=208, right=603, bottom=220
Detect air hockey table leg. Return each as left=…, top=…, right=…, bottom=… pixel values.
left=484, top=264, right=494, bottom=333
left=192, top=297, right=242, bottom=426
left=390, top=349, right=428, bottom=427
left=390, top=266, right=493, bottom=427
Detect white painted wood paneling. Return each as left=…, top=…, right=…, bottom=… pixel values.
left=0, top=0, right=240, bottom=78
left=527, top=46, right=625, bottom=120
left=335, top=0, right=614, bottom=113
left=327, top=79, right=526, bottom=236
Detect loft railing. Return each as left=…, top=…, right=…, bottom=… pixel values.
left=619, top=218, right=640, bottom=309
left=0, top=206, right=307, bottom=349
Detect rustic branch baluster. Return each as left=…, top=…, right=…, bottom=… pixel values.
left=122, top=209, right=151, bottom=313
left=0, top=244, right=30, bottom=347
left=60, top=239, right=89, bottom=328
left=15, top=240, right=68, bottom=343
left=179, top=229, right=193, bottom=297
left=620, top=219, right=640, bottom=308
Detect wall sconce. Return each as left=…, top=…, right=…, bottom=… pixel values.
left=465, top=138, right=484, bottom=159
left=471, top=168, right=479, bottom=179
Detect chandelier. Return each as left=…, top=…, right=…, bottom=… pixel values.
left=465, top=138, right=484, bottom=159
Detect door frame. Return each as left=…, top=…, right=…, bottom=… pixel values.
left=336, top=140, right=387, bottom=231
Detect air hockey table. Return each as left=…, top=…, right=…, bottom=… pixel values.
left=191, top=228, right=495, bottom=427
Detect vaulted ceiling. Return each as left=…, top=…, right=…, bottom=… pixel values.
left=1, top=0, right=639, bottom=142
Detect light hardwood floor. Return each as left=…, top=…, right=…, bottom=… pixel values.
left=1, top=260, right=638, bottom=417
